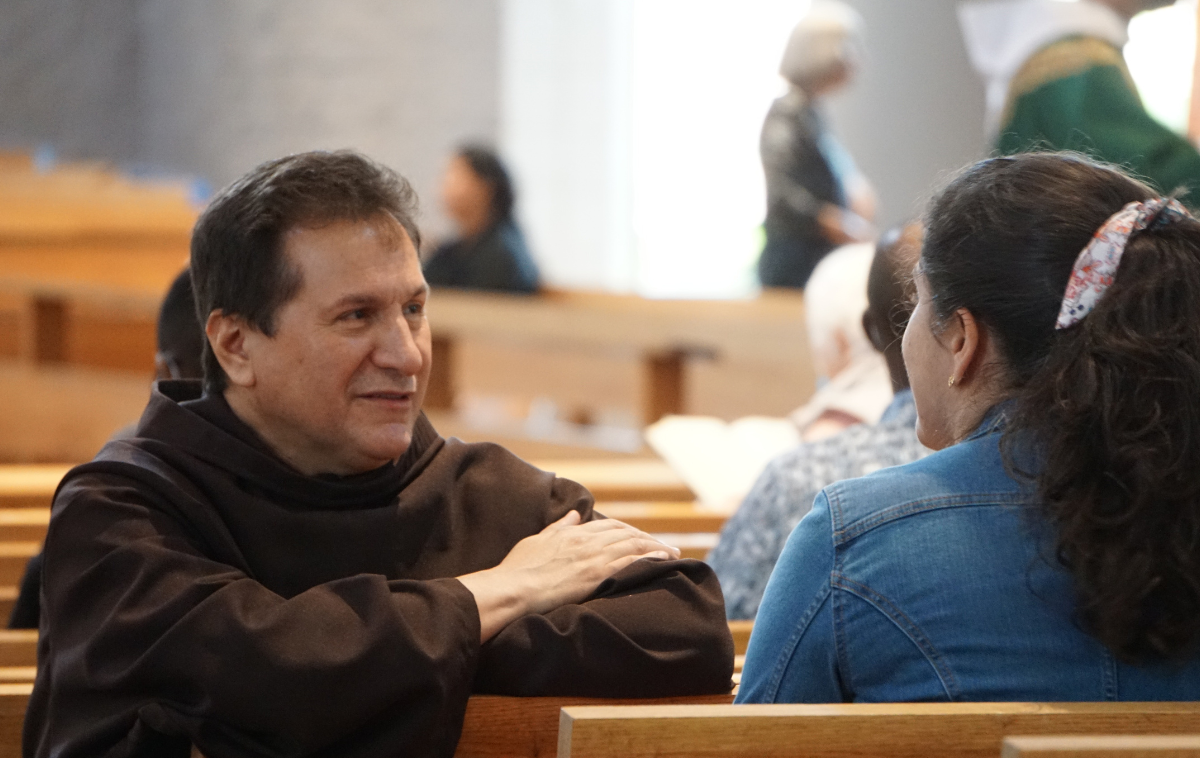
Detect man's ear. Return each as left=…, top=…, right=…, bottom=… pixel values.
left=205, top=310, right=256, bottom=388
left=945, top=307, right=983, bottom=387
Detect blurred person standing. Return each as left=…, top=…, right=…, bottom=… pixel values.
left=960, top=0, right=1200, bottom=200
left=758, top=1, right=877, bottom=290
left=424, top=145, right=541, bottom=293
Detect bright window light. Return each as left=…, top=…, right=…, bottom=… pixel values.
left=1126, top=0, right=1195, bottom=135
left=629, top=0, right=812, bottom=297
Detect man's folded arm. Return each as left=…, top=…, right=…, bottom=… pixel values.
left=37, top=475, right=482, bottom=758
left=472, top=555, right=734, bottom=697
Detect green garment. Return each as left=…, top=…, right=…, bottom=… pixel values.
left=997, top=37, right=1200, bottom=202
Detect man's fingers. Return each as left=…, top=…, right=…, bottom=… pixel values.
left=545, top=509, right=582, bottom=531
left=606, top=550, right=671, bottom=575
left=577, top=517, right=662, bottom=543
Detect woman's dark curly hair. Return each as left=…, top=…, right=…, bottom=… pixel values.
left=922, top=151, right=1200, bottom=662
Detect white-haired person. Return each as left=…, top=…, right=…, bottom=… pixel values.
left=740, top=152, right=1200, bottom=703
left=710, top=226, right=929, bottom=620
left=758, top=0, right=877, bottom=289
left=791, top=240, right=894, bottom=442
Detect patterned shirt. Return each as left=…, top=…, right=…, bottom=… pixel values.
left=708, top=390, right=928, bottom=620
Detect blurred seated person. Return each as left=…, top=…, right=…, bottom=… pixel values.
left=8, top=268, right=204, bottom=630
left=758, top=1, right=876, bottom=289
left=709, top=225, right=928, bottom=620
left=791, top=242, right=895, bottom=442
left=423, top=144, right=541, bottom=293
left=740, top=153, right=1200, bottom=702
left=26, top=151, right=732, bottom=757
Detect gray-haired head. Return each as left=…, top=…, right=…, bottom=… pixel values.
left=779, top=1, right=866, bottom=93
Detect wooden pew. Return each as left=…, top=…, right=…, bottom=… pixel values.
left=532, top=459, right=693, bottom=502
left=455, top=694, right=733, bottom=758
left=0, top=466, right=69, bottom=509
left=0, top=510, right=49, bottom=543
left=0, top=161, right=194, bottom=294
left=0, top=543, right=38, bottom=585
left=0, top=688, right=732, bottom=757
left=0, top=683, right=31, bottom=755
left=429, top=288, right=813, bottom=425
left=0, top=278, right=161, bottom=373
left=1003, top=734, right=1200, bottom=757
left=555, top=702, right=1200, bottom=758
left=0, top=631, right=37, bottom=667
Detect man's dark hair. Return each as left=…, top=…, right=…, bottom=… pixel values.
left=456, top=144, right=515, bottom=225
left=190, top=150, right=420, bottom=393
left=157, top=268, right=205, bottom=380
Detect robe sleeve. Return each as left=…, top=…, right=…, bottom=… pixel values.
left=470, top=478, right=735, bottom=697
left=998, top=64, right=1200, bottom=203
left=27, top=474, right=482, bottom=758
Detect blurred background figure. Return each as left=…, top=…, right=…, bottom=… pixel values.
left=710, top=224, right=928, bottom=620
left=424, top=144, right=541, bottom=294
left=757, top=1, right=877, bottom=290
left=959, top=0, right=1200, bottom=200
left=9, top=267, right=204, bottom=629
left=790, top=242, right=894, bottom=442
left=154, top=269, right=204, bottom=382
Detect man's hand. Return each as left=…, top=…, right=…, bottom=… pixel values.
left=457, top=510, right=680, bottom=642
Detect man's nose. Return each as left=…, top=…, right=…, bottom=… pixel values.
left=373, top=314, right=425, bottom=376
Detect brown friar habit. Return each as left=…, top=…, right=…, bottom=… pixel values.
left=25, top=382, right=733, bottom=758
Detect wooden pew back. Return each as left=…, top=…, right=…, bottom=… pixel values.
left=455, top=695, right=732, bottom=758
left=1003, top=734, right=1200, bottom=757
left=0, top=683, right=31, bottom=755
left=556, top=702, right=1200, bottom=758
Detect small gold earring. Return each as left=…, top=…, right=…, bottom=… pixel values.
left=947, top=376, right=956, bottom=388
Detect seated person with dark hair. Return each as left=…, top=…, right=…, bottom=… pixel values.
left=26, top=151, right=732, bottom=758
left=740, top=152, right=1200, bottom=703
left=423, top=144, right=541, bottom=293
left=709, top=225, right=929, bottom=620
left=7, top=268, right=205, bottom=630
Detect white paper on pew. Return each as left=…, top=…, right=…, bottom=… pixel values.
left=645, top=415, right=801, bottom=513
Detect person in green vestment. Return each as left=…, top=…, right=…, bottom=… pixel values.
left=959, top=0, right=1200, bottom=201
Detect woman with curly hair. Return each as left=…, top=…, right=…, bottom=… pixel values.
left=739, top=151, right=1200, bottom=702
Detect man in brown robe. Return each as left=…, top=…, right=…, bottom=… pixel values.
left=24, top=151, right=734, bottom=758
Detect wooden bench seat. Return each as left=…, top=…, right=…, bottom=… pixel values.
left=0, top=631, right=38, bottom=667
left=0, top=688, right=733, bottom=757
left=0, top=466, right=70, bottom=509
left=532, top=459, right=693, bottom=502
left=1003, top=734, right=1200, bottom=757
left=556, top=702, right=1200, bottom=758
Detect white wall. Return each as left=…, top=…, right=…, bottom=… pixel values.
left=499, top=0, right=636, bottom=291
left=0, top=0, right=502, bottom=241
left=828, top=0, right=989, bottom=228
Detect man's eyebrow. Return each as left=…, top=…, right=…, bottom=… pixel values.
left=329, top=284, right=429, bottom=310
left=330, top=292, right=384, bottom=310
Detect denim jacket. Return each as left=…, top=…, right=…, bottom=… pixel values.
left=737, top=411, right=1200, bottom=703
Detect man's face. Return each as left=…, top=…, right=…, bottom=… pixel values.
left=235, top=214, right=432, bottom=476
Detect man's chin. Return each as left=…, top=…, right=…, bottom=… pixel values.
left=359, top=426, right=415, bottom=463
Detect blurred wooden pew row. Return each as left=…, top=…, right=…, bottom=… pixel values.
left=0, top=463, right=700, bottom=509
left=556, top=702, right=1200, bottom=758
left=1003, top=734, right=1200, bottom=757
left=0, top=278, right=813, bottom=428
left=427, top=288, right=812, bottom=425
left=0, top=688, right=733, bottom=757
left=0, top=160, right=194, bottom=295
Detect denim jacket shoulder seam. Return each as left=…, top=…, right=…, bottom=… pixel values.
left=832, top=573, right=961, bottom=700
left=762, top=582, right=833, bottom=702
left=834, top=492, right=1033, bottom=545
